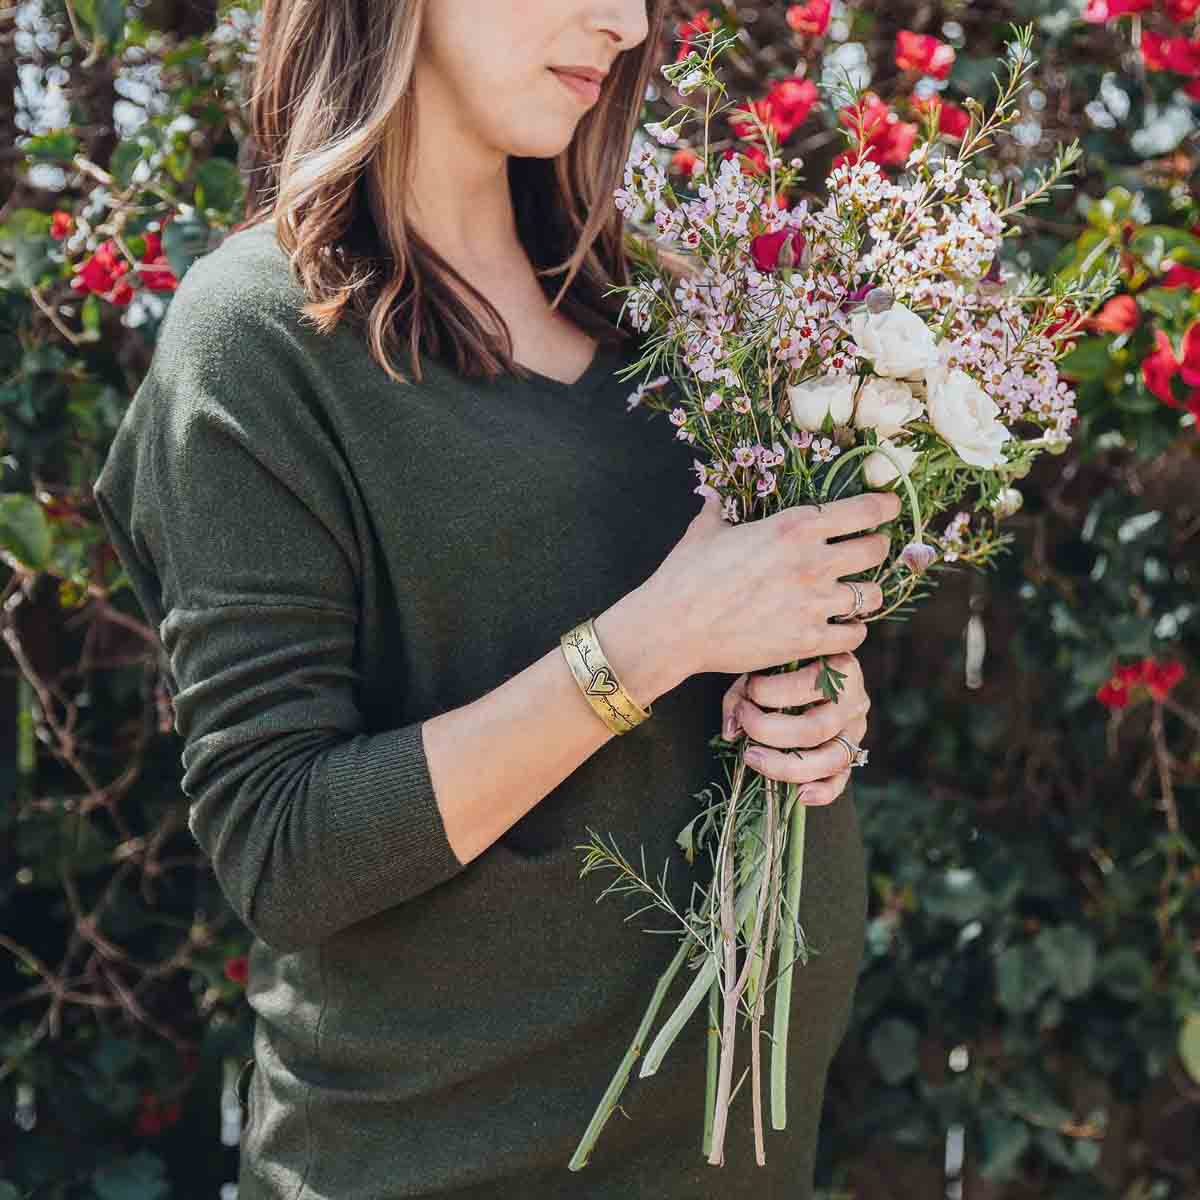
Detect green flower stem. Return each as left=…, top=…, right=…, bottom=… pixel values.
left=638, top=869, right=764, bottom=1079
left=770, top=782, right=807, bottom=1131
left=817, top=441, right=926, bottom=544
left=568, top=932, right=693, bottom=1171
left=741, top=808, right=768, bottom=1011
left=702, top=973, right=719, bottom=1158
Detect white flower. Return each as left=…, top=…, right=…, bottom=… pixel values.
left=863, top=438, right=920, bottom=487
left=787, top=374, right=856, bottom=432
left=853, top=378, right=925, bottom=438
left=925, top=367, right=1011, bottom=468
left=848, top=301, right=940, bottom=378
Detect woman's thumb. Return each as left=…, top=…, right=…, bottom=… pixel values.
left=690, top=491, right=725, bottom=529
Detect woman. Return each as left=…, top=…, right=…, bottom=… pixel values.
left=92, top=0, right=895, bottom=1195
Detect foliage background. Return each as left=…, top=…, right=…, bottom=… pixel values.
left=0, top=0, right=1197, bottom=1197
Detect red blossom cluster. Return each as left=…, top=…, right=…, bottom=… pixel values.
left=833, top=93, right=918, bottom=169
left=134, top=1089, right=182, bottom=1137
left=785, top=0, right=832, bottom=38
left=69, top=231, right=178, bottom=306
left=1142, top=325, right=1200, bottom=417
left=1084, top=0, right=1200, bottom=95
left=727, top=76, right=820, bottom=144
left=894, top=31, right=957, bottom=80
left=674, top=6, right=719, bottom=61
left=1096, top=656, right=1187, bottom=708
left=50, top=210, right=73, bottom=239
left=224, top=954, right=249, bottom=985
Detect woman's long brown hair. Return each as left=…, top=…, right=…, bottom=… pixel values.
left=236, top=0, right=671, bottom=385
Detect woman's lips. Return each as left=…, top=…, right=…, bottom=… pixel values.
left=549, top=68, right=602, bottom=105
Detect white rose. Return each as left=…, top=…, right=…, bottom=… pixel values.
left=925, top=367, right=1011, bottom=468
left=863, top=437, right=921, bottom=487
left=853, top=378, right=925, bottom=438
left=848, top=302, right=939, bottom=378
left=786, top=374, right=856, bottom=432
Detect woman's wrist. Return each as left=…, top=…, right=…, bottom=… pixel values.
left=592, top=581, right=694, bottom=712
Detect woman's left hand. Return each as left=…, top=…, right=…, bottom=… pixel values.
left=720, top=651, right=870, bottom=805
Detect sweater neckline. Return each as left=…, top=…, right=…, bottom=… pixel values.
left=508, top=341, right=630, bottom=397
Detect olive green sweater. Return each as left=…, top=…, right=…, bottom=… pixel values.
left=92, top=218, right=867, bottom=1199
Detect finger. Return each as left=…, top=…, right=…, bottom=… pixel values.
left=742, top=691, right=870, bottom=750
left=823, top=579, right=886, bottom=621
left=792, top=491, right=902, bottom=541
left=824, top=530, right=893, bottom=578
left=744, top=652, right=863, bottom=710
left=744, top=736, right=857, bottom=781
left=744, top=662, right=825, bottom=710
left=722, top=673, right=751, bottom=739
left=795, top=769, right=854, bottom=806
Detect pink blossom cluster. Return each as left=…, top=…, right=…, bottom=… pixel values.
left=619, top=142, right=1077, bottom=448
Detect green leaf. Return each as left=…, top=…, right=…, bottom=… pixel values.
left=1129, top=226, right=1200, bottom=268
left=0, top=494, right=53, bottom=570
left=1059, top=337, right=1114, bottom=383
left=108, top=140, right=143, bottom=188
left=996, top=943, right=1051, bottom=1014
left=0, top=208, right=52, bottom=239
left=1179, top=1012, right=1200, bottom=1085
left=162, top=213, right=211, bottom=280
left=21, top=130, right=80, bottom=164
left=867, top=1017, right=920, bottom=1085
left=92, top=1150, right=169, bottom=1200
left=194, top=157, right=244, bottom=214
left=1097, top=947, right=1153, bottom=1002
left=979, top=1114, right=1031, bottom=1181
left=923, top=868, right=990, bottom=923
left=94, top=0, right=126, bottom=45
left=1035, top=925, right=1098, bottom=1000
left=1137, top=286, right=1195, bottom=322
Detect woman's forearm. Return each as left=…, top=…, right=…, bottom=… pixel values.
left=422, top=582, right=691, bottom=866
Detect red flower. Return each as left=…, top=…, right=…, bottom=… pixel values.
left=912, top=96, right=971, bottom=139
left=786, top=0, right=832, bottom=37
left=1143, top=329, right=1183, bottom=404
left=1145, top=658, right=1186, bottom=700
left=1167, top=0, right=1200, bottom=18
left=765, top=77, right=820, bottom=139
left=1096, top=677, right=1131, bottom=708
left=833, top=93, right=917, bottom=169
left=1141, top=31, right=1200, bottom=75
left=670, top=147, right=700, bottom=177
left=1082, top=0, right=1152, bottom=21
left=1087, top=294, right=1140, bottom=333
left=1162, top=264, right=1200, bottom=289
left=894, top=31, right=956, bottom=80
left=729, top=77, right=819, bottom=144
left=224, top=954, right=249, bottom=985
left=1181, top=321, right=1200, bottom=386
left=675, top=7, right=718, bottom=62
left=70, top=232, right=178, bottom=304
left=50, top=210, right=73, bottom=239
left=750, top=228, right=806, bottom=272
left=134, top=1090, right=183, bottom=1137
left=138, top=230, right=179, bottom=293
left=71, top=240, right=134, bottom=306
left=1185, top=78, right=1200, bottom=100
left=721, top=143, right=770, bottom=176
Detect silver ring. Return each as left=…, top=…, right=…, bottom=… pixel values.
left=841, top=580, right=866, bottom=620
left=832, top=733, right=869, bottom=769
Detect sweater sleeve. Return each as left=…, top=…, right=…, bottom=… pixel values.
left=92, top=275, right=467, bottom=953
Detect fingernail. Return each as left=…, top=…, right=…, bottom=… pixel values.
left=724, top=714, right=736, bottom=739
left=798, top=786, right=813, bottom=803
left=745, top=748, right=765, bottom=766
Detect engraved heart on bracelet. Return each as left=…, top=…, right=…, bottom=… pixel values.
left=586, top=666, right=619, bottom=697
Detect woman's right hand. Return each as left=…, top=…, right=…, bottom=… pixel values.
left=644, top=489, right=901, bottom=679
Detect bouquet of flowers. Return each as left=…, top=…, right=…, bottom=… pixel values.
left=568, top=25, right=1118, bottom=1171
